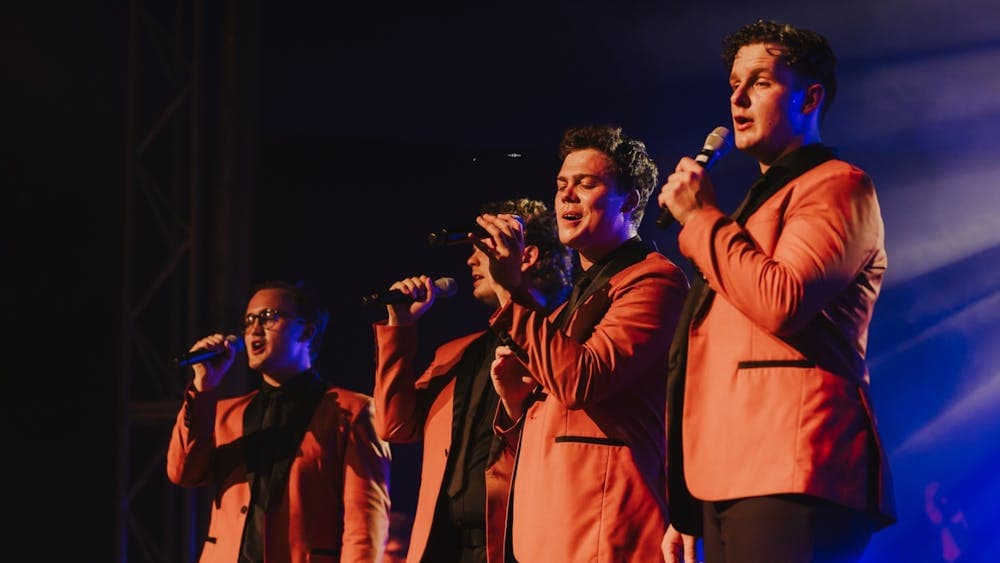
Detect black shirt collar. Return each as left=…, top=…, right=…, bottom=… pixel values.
left=259, top=369, right=322, bottom=401
left=577, top=235, right=647, bottom=281
left=760, top=144, right=838, bottom=189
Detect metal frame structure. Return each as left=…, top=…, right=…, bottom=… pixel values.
left=115, top=0, right=258, bottom=561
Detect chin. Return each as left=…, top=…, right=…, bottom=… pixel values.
left=733, top=132, right=754, bottom=151
left=473, top=288, right=494, bottom=305
left=558, top=230, right=577, bottom=247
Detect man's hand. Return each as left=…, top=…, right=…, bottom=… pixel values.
left=661, top=524, right=699, bottom=563
left=656, top=156, right=719, bottom=226
left=473, top=213, right=525, bottom=302
left=189, top=333, right=238, bottom=392
left=490, top=345, right=536, bottom=420
left=385, top=275, right=437, bottom=326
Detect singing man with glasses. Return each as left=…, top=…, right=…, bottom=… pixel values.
left=167, top=279, right=392, bottom=563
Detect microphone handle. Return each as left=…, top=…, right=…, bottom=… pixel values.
left=361, top=290, right=414, bottom=306
left=175, top=348, right=225, bottom=367
left=174, top=335, right=243, bottom=367
left=361, top=277, right=458, bottom=306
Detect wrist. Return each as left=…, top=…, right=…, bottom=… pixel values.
left=500, top=397, right=524, bottom=421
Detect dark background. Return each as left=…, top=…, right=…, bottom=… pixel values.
left=6, top=1, right=999, bottom=561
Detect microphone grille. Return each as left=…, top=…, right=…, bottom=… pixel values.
left=434, top=277, right=459, bottom=298
left=704, top=126, right=733, bottom=153
left=224, top=334, right=246, bottom=352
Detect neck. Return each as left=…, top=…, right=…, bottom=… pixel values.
left=578, top=230, right=635, bottom=270
left=757, top=129, right=821, bottom=174
left=496, top=284, right=547, bottom=312
left=262, top=365, right=310, bottom=387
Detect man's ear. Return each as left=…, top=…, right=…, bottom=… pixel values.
left=621, top=189, right=640, bottom=214
left=521, top=244, right=540, bottom=272
left=801, top=83, right=824, bottom=115
left=300, top=322, right=317, bottom=344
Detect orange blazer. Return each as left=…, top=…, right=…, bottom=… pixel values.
left=491, top=251, right=689, bottom=562
left=372, top=324, right=514, bottom=563
left=677, top=159, right=896, bottom=526
left=166, top=385, right=392, bottom=563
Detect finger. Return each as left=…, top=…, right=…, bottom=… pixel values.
left=191, top=334, right=222, bottom=353
left=478, top=214, right=519, bottom=247
left=494, top=345, right=512, bottom=359
left=475, top=213, right=499, bottom=234
left=683, top=534, right=697, bottom=563
left=392, top=278, right=417, bottom=295
left=470, top=237, right=495, bottom=258
left=421, top=276, right=437, bottom=296
left=498, top=213, right=524, bottom=236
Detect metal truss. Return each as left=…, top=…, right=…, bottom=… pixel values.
left=115, top=0, right=258, bottom=561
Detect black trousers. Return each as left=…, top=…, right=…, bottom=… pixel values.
left=423, top=515, right=487, bottom=563
left=703, top=494, right=873, bottom=563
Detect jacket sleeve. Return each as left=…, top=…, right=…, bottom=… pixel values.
left=372, top=322, right=430, bottom=442
left=491, top=257, right=688, bottom=409
left=372, top=322, right=481, bottom=441
left=166, top=384, right=221, bottom=487
left=679, top=162, right=884, bottom=337
left=340, top=396, right=393, bottom=563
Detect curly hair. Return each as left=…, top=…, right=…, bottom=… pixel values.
left=480, top=198, right=573, bottom=309
left=557, top=125, right=658, bottom=232
left=722, top=19, right=838, bottom=121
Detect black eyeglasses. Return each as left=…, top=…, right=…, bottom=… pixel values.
left=243, top=308, right=302, bottom=332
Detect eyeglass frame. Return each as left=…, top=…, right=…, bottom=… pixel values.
left=243, top=308, right=304, bottom=332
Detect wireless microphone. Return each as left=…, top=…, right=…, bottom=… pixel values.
left=361, top=277, right=458, bottom=306
left=427, top=225, right=489, bottom=247
left=174, top=334, right=244, bottom=367
left=656, top=126, right=733, bottom=229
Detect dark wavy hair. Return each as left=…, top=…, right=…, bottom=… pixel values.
left=722, top=19, right=838, bottom=121
left=249, top=279, right=329, bottom=361
left=557, top=125, right=658, bottom=232
left=480, top=198, right=573, bottom=309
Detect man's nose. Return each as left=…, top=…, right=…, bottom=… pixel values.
left=730, top=86, right=749, bottom=107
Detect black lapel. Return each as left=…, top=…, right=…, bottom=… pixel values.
left=554, top=237, right=655, bottom=329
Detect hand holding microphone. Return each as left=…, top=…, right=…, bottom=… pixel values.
left=471, top=213, right=527, bottom=305
left=363, top=276, right=458, bottom=325
left=175, top=333, right=244, bottom=391
left=427, top=225, right=489, bottom=247
left=361, top=277, right=458, bottom=305
left=656, top=126, right=733, bottom=229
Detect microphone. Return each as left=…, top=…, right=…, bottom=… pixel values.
left=656, top=126, right=733, bottom=229
left=174, top=334, right=244, bottom=367
left=427, top=225, right=489, bottom=247
left=361, top=277, right=458, bottom=306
